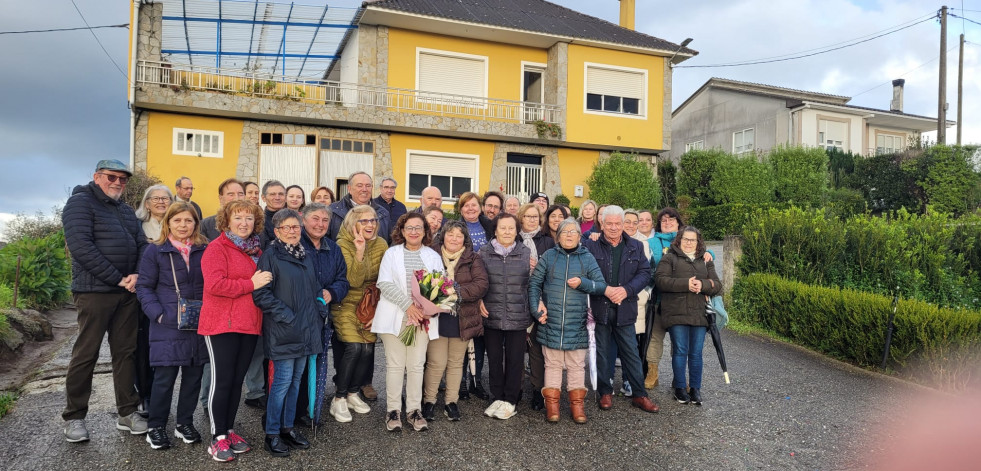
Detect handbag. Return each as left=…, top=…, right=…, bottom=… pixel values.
left=356, top=282, right=380, bottom=326
left=169, top=254, right=202, bottom=331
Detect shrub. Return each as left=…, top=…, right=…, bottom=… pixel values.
left=2, top=208, right=63, bottom=243
left=0, top=231, right=71, bottom=310
left=709, top=154, right=774, bottom=205
left=906, top=145, right=979, bottom=215
left=585, top=152, right=660, bottom=210
left=678, top=148, right=727, bottom=207
left=553, top=194, right=571, bottom=207
left=853, top=152, right=920, bottom=212
left=827, top=148, right=859, bottom=189
left=689, top=203, right=772, bottom=240
left=769, top=145, right=828, bottom=207
left=0, top=283, right=26, bottom=310
left=823, top=187, right=866, bottom=220
left=0, top=392, right=15, bottom=419
left=656, top=159, right=678, bottom=208
left=731, top=273, right=981, bottom=389
left=121, top=168, right=163, bottom=211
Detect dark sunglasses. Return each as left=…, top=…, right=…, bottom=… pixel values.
left=99, top=173, right=130, bottom=184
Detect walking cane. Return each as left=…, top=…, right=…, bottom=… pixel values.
left=880, top=289, right=899, bottom=370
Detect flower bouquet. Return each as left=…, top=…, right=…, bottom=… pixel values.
left=398, top=269, right=459, bottom=346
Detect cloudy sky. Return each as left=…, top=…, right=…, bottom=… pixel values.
left=0, top=0, right=976, bottom=238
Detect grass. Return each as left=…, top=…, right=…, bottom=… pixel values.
left=0, top=392, right=16, bottom=419
left=726, top=318, right=795, bottom=344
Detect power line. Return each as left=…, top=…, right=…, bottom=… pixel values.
left=70, top=0, right=128, bottom=81
left=949, top=12, right=981, bottom=29
left=850, top=45, right=960, bottom=98
left=0, top=24, right=127, bottom=35
left=676, top=14, right=936, bottom=69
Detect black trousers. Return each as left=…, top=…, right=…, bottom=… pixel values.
left=336, top=342, right=375, bottom=395
left=484, top=328, right=526, bottom=404
left=205, top=333, right=257, bottom=438
left=148, top=364, right=203, bottom=429
left=135, top=312, right=154, bottom=403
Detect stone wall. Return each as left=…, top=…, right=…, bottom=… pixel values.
left=488, top=143, right=560, bottom=197
left=133, top=112, right=149, bottom=171
left=546, top=42, right=569, bottom=130
left=137, top=3, right=162, bottom=63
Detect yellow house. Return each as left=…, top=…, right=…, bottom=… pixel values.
left=128, top=0, right=696, bottom=216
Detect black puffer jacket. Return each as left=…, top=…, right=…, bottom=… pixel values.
left=654, top=245, right=722, bottom=328
left=479, top=243, right=532, bottom=331
left=253, top=240, right=328, bottom=361
left=63, top=182, right=147, bottom=293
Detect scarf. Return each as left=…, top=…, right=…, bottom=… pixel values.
left=441, top=246, right=465, bottom=279
left=519, top=227, right=540, bottom=263
left=684, top=250, right=697, bottom=261
left=277, top=238, right=306, bottom=260
left=225, top=231, right=261, bottom=264
left=168, top=235, right=192, bottom=267
left=491, top=239, right=516, bottom=257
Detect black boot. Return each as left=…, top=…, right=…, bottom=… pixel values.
left=280, top=428, right=310, bottom=449
left=264, top=434, right=290, bottom=457
left=458, top=378, right=470, bottom=400
left=530, top=391, right=545, bottom=411
left=470, top=379, right=490, bottom=401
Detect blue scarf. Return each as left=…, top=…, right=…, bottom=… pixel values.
left=648, top=231, right=677, bottom=268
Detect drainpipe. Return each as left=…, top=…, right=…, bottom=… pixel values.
left=129, top=0, right=141, bottom=169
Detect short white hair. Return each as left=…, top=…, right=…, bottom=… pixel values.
left=601, top=205, right=624, bottom=223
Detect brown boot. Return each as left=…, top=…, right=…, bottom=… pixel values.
left=542, top=388, right=561, bottom=423
left=644, top=366, right=659, bottom=389
left=568, top=388, right=588, bottom=424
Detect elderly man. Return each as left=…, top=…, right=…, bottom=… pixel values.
left=326, top=171, right=391, bottom=242
left=481, top=190, right=505, bottom=220
left=201, top=178, right=245, bottom=241
left=260, top=180, right=287, bottom=247
left=174, top=176, right=203, bottom=218
left=412, top=186, right=443, bottom=213
left=62, top=159, right=149, bottom=442
left=373, top=177, right=407, bottom=228
left=582, top=205, right=659, bottom=413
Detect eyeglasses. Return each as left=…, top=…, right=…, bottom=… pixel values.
left=660, top=216, right=678, bottom=223
left=484, top=204, right=501, bottom=210
left=681, top=237, right=698, bottom=243
left=558, top=230, right=579, bottom=236
left=523, top=214, right=540, bottom=219
left=149, top=196, right=171, bottom=203
left=403, top=225, right=425, bottom=233
left=99, top=173, right=129, bottom=184
left=357, top=218, right=378, bottom=225
left=277, top=225, right=302, bottom=232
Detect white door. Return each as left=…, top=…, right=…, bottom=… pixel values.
left=319, top=150, right=373, bottom=199
left=258, top=146, right=318, bottom=201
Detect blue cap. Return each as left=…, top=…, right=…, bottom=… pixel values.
left=95, top=159, right=132, bottom=176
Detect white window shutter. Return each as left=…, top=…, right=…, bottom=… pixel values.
left=410, top=154, right=475, bottom=179
left=418, top=52, right=485, bottom=98
left=587, top=67, right=644, bottom=99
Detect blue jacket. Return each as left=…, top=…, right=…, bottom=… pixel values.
left=528, top=244, right=607, bottom=350
left=64, top=182, right=147, bottom=293
left=135, top=240, right=208, bottom=367
left=253, top=241, right=328, bottom=361
left=300, top=231, right=351, bottom=323
left=373, top=195, right=407, bottom=229
left=581, top=235, right=652, bottom=326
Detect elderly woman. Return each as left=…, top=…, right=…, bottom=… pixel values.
left=423, top=205, right=444, bottom=240
left=516, top=202, right=555, bottom=411
left=544, top=205, right=571, bottom=240
left=295, top=203, right=349, bottom=426
left=422, top=220, right=489, bottom=422
left=577, top=199, right=598, bottom=234
left=312, top=186, right=335, bottom=206
left=252, top=208, right=326, bottom=456
left=136, top=184, right=173, bottom=241
left=373, top=213, right=444, bottom=432
left=136, top=202, right=208, bottom=450
left=479, top=213, right=532, bottom=420
left=331, top=205, right=387, bottom=423
left=503, top=195, right=520, bottom=215
left=529, top=218, right=607, bottom=423
left=285, top=185, right=306, bottom=211
left=654, top=226, right=720, bottom=406
left=199, top=199, right=270, bottom=462
left=457, top=191, right=494, bottom=400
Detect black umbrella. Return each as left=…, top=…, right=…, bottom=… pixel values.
left=704, top=301, right=731, bottom=384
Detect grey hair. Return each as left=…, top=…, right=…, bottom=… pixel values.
left=504, top=195, right=520, bottom=206
left=601, top=205, right=625, bottom=223
left=556, top=217, right=580, bottom=236
left=272, top=208, right=302, bottom=229
left=380, top=177, right=397, bottom=188
left=348, top=171, right=371, bottom=183
left=301, top=202, right=330, bottom=219
left=261, top=180, right=285, bottom=196
left=175, top=176, right=191, bottom=188
left=433, top=219, right=473, bottom=251
left=135, top=184, right=172, bottom=221
left=624, top=208, right=639, bottom=219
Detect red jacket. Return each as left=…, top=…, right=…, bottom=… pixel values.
left=198, top=233, right=263, bottom=336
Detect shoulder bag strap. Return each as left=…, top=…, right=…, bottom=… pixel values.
left=168, top=253, right=182, bottom=299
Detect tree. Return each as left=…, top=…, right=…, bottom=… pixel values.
left=122, top=168, right=163, bottom=211
left=906, top=145, right=979, bottom=215
left=678, top=148, right=727, bottom=207
left=585, top=152, right=661, bottom=210
left=656, top=158, right=678, bottom=208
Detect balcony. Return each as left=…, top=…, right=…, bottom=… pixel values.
left=135, top=60, right=563, bottom=127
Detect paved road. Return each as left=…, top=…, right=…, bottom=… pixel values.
left=0, top=317, right=938, bottom=470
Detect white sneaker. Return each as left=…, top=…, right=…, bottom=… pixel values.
left=347, top=393, right=371, bottom=414
left=329, top=398, right=353, bottom=423
left=484, top=400, right=505, bottom=417
left=494, top=402, right=517, bottom=420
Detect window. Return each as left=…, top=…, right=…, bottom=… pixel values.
left=260, top=133, right=316, bottom=146
left=407, top=151, right=478, bottom=201
left=506, top=153, right=543, bottom=201
left=174, top=128, right=223, bottom=158
left=685, top=140, right=704, bottom=152
left=876, top=133, right=904, bottom=155
left=417, top=49, right=487, bottom=99
left=584, top=63, right=646, bottom=117
left=818, top=119, right=848, bottom=151
left=732, top=128, right=755, bottom=155
left=522, top=62, right=546, bottom=122
left=319, top=138, right=373, bottom=154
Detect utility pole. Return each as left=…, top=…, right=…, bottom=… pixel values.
left=938, top=6, right=948, bottom=144
left=958, top=33, right=964, bottom=145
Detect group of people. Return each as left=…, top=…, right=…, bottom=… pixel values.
left=61, top=159, right=721, bottom=463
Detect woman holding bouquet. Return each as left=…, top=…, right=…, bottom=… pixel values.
left=372, top=213, right=444, bottom=432
left=331, top=206, right=387, bottom=423
left=478, top=213, right=533, bottom=420
left=422, top=220, right=489, bottom=422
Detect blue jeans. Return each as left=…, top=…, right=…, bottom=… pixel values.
left=265, top=356, right=306, bottom=435
left=668, top=325, right=707, bottom=390
left=594, top=323, right=647, bottom=398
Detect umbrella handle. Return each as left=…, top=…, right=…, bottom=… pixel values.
left=723, top=372, right=730, bottom=384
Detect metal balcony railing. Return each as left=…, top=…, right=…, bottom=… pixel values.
left=136, top=60, right=563, bottom=125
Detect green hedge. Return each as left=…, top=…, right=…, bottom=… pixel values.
left=732, top=273, right=981, bottom=388
left=0, top=230, right=71, bottom=310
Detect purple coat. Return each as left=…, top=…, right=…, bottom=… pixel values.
left=136, top=240, right=208, bottom=367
